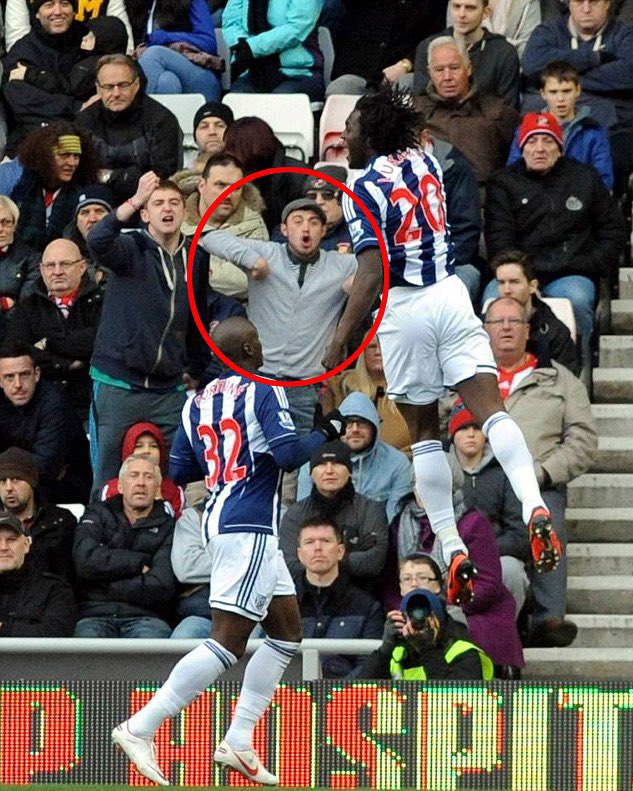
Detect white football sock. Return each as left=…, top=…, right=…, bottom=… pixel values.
left=411, top=439, right=467, bottom=565
left=482, top=411, right=546, bottom=523
left=128, top=639, right=236, bottom=738
left=224, top=638, right=300, bottom=750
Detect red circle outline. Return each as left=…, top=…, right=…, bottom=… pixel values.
left=186, top=166, right=389, bottom=387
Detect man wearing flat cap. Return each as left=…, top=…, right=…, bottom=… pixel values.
left=485, top=110, right=626, bottom=372
left=201, top=199, right=357, bottom=433
left=2, top=0, right=98, bottom=150
left=0, top=508, right=77, bottom=636
left=0, top=446, right=77, bottom=583
left=280, top=440, right=388, bottom=591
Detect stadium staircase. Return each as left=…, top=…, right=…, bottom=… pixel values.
left=524, top=267, right=633, bottom=679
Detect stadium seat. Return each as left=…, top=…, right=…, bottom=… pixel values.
left=318, top=94, right=359, bottom=164
left=59, top=503, right=85, bottom=520
left=148, top=92, right=207, bottom=160
left=223, top=92, right=315, bottom=161
left=215, top=28, right=231, bottom=91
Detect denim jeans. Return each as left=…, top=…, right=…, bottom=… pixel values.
left=230, top=72, right=325, bottom=103
left=454, top=264, right=482, bottom=304
left=170, top=615, right=212, bottom=638
left=74, top=616, right=172, bottom=638
left=139, top=46, right=222, bottom=101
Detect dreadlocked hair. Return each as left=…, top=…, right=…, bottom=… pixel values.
left=355, top=83, right=425, bottom=156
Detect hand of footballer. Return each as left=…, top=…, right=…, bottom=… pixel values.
left=322, top=341, right=346, bottom=371
left=316, top=409, right=347, bottom=441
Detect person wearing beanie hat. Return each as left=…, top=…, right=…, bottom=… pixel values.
left=448, top=399, right=479, bottom=440
left=299, top=164, right=352, bottom=253
left=76, top=53, right=183, bottom=204
left=309, top=439, right=352, bottom=473
left=517, top=112, right=563, bottom=151
left=0, top=446, right=77, bottom=584
left=194, top=101, right=234, bottom=155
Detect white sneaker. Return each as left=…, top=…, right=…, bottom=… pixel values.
left=112, top=721, right=169, bottom=786
left=214, top=739, right=278, bottom=785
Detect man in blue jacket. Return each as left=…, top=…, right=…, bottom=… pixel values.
left=522, top=0, right=633, bottom=192
left=87, top=170, right=211, bottom=495
left=297, top=392, right=412, bottom=521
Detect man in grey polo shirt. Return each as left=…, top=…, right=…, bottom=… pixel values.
left=201, top=198, right=357, bottom=433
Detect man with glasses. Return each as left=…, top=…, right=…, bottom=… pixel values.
left=522, top=0, right=633, bottom=193
left=4, top=238, right=103, bottom=423
left=484, top=295, right=597, bottom=647
left=76, top=54, right=183, bottom=203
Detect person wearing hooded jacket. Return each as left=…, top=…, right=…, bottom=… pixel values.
left=100, top=421, right=185, bottom=519
left=87, top=171, right=211, bottom=494
left=297, top=392, right=412, bottom=522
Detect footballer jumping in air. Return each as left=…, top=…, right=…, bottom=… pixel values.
left=322, top=84, right=562, bottom=606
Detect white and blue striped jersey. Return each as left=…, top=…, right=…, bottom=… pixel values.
left=171, top=375, right=299, bottom=544
left=343, top=147, right=455, bottom=288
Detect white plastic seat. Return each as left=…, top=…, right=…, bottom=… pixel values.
left=318, top=94, right=359, bottom=164
left=148, top=92, right=207, bottom=159
left=59, top=503, right=85, bottom=520
left=223, top=92, right=314, bottom=161
left=214, top=28, right=231, bottom=91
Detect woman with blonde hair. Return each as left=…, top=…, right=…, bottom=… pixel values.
left=323, top=333, right=411, bottom=455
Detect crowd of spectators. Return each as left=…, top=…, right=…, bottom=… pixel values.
left=0, top=0, right=622, bottom=678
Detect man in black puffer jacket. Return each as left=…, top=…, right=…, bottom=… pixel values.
left=76, top=54, right=183, bottom=203
left=72, top=455, right=176, bottom=637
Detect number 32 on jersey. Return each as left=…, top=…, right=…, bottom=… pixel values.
left=197, top=419, right=247, bottom=489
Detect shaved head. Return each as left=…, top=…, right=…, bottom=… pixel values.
left=211, top=317, right=264, bottom=372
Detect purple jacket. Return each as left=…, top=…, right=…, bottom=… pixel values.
left=382, top=506, right=525, bottom=668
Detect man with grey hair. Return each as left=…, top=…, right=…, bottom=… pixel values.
left=414, top=0, right=520, bottom=106
left=415, top=36, right=519, bottom=185
left=72, top=455, right=176, bottom=638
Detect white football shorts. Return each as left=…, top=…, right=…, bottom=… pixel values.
left=207, top=532, right=295, bottom=621
left=378, top=275, right=497, bottom=405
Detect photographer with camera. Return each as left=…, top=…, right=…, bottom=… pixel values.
left=357, top=554, right=493, bottom=680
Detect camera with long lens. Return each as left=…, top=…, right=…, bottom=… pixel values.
left=401, top=589, right=434, bottom=630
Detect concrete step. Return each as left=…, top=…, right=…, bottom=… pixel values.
left=591, top=403, right=633, bottom=435
left=571, top=614, right=633, bottom=647
left=619, top=267, right=633, bottom=299
left=567, top=575, right=633, bottom=614
left=567, top=543, right=633, bottom=575
left=592, top=436, right=633, bottom=472
left=611, top=300, right=633, bottom=333
left=566, top=508, right=633, bottom=542
left=599, top=335, right=633, bottom=367
left=524, top=647, right=633, bottom=679
left=566, top=474, right=633, bottom=508
left=593, top=368, right=633, bottom=402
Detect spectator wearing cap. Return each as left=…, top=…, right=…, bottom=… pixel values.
left=0, top=195, right=40, bottom=318
left=182, top=152, right=268, bottom=301
left=63, top=184, right=113, bottom=282
left=272, top=165, right=352, bottom=253
left=485, top=111, right=626, bottom=371
left=0, top=341, right=92, bottom=504
left=297, top=391, right=412, bottom=521
left=0, top=509, right=77, bottom=636
left=171, top=101, right=235, bottom=197
left=358, top=559, right=493, bottom=681
left=447, top=399, right=530, bottom=617
left=0, top=446, right=77, bottom=583
left=280, top=440, right=388, bottom=590
left=5, top=237, right=103, bottom=422
left=201, top=198, right=357, bottom=433
left=2, top=0, right=102, bottom=151
left=76, top=54, right=183, bottom=203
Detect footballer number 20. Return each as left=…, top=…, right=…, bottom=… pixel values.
left=390, top=172, right=447, bottom=245
left=197, top=419, right=247, bottom=489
